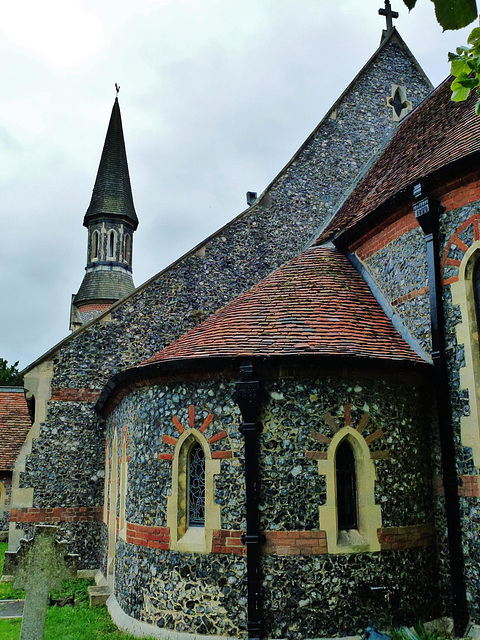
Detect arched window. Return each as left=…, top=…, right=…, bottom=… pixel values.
left=336, top=440, right=358, bottom=530
left=119, top=435, right=128, bottom=538
left=188, top=442, right=205, bottom=527
left=452, top=244, right=480, bottom=467
left=166, top=428, right=220, bottom=553
left=318, top=426, right=381, bottom=553
left=108, top=230, right=116, bottom=259
left=91, top=230, right=99, bottom=260
left=0, top=482, right=6, bottom=519
left=124, top=234, right=131, bottom=265
left=473, top=260, right=480, bottom=338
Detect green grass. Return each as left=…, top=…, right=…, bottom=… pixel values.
left=0, top=543, right=24, bottom=599
left=0, top=542, right=156, bottom=639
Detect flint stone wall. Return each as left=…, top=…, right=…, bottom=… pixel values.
left=439, top=200, right=480, bottom=621
left=352, top=196, right=480, bottom=623
left=19, top=37, right=431, bottom=571
left=106, top=371, right=439, bottom=637
left=0, top=472, right=12, bottom=533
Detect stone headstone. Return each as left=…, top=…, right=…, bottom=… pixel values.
left=3, top=525, right=78, bottom=640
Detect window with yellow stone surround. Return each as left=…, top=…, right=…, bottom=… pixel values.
left=118, top=429, right=128, bottom=540
left=103, top=441, right=110, bottom=524
left=0, top=482, right=6, bottom=520
left=166, top=428, right=220, bottom=554
left=310, top=406, right=384, bottom=554
left=451, top=242, right=480, bottom=467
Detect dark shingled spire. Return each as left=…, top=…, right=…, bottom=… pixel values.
left=83, top=98, right=138, bottom=228
left=71, top=96, right=138, bottom=330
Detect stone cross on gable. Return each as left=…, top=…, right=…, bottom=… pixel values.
left=4, top=525, right=78, bottom=640
left=379, top=0, right=399, bottom=34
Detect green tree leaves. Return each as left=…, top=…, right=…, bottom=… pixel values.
left=403, top=0, right=477, bottom=30
left=449, top=27, right=480, bottom=110
left=0, top=359, right=23, bottom=386
left=403, top=1, right=480, bottom=110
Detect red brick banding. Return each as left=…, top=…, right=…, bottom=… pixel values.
left=458, top=475, right=480, bottom=497
left=10, top=506, right=102, bottom=523
left=51, top=388, right=101, bottom=402
left=440, top=181, right=480, bottom=213
left=200, top=414, right=214, bottom=432
left=378, top=524, right=434, bottom=550
left=391, top=286, right=429, bottom=306
left=212, top=529, right=245, bottom=555
left=126, top=522, right=170, bottom=549
left=158, top=453, right=174, bottom=461
left=264, top=530, right=328, bottom=556
left=76, top=303, right=111, bottom=313
left=352, top=209, right=418, bottom=261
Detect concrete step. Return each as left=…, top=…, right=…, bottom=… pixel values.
left=88, top=585, right=111, bottom=607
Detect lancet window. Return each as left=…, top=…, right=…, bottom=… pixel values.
left=188, top=442, right=205, bottom=527
left=336, top=439, right=358, bottom=530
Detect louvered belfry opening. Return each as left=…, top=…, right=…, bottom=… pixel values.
left=188, top=442, right=205, bottom=527
left=336, top=440, right=358, bottom=530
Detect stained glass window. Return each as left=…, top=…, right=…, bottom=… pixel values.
left=336, top=440, right=358, bottom=530
left=188, top=442, right=205, bottom=527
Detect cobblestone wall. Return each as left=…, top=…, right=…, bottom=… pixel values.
left=18, top=34, right=432, bottom=594
left=105, top=369, right=439, bottom=637
left=351, top=189, right=480, bottom=625
left=21, top=401, right=105, bottom=507
left=0, top=472, right=12, bottom=533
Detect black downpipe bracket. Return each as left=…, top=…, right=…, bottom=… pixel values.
left=234, top=360, right=263, bottom=640
left=413, top=183, right=468, bottom=635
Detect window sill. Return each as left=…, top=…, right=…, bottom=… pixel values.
left=175, top=527, right=207, bottom=553
left=336, top=529, right=370, bottom=553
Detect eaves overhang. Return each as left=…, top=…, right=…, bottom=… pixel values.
left=330, top=151, right=480, bottom=250
left=95, top=353, right=432, bottom=418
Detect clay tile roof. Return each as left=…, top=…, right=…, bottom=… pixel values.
left=0, top=388, right=31, bottom=471
left=139, top=246, right=424, bottom=367
left=318, top=78, right=480, bottom=243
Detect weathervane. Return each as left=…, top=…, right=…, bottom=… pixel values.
left=115, top=83, right=120, bottom=96
left=379, top=0, right=398, bottom=35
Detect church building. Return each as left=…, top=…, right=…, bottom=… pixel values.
left=6, top=4, right=480, bottom=638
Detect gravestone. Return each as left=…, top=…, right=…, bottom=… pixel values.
left=3, top=525, right=78, bottom=640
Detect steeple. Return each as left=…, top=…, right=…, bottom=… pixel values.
left=70, top=94, right=138, bottom=331
left=83, top=97, right=138, bottom=228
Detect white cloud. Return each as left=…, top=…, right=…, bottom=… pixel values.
left=0, top=0, right=105, bottom=69
left=0, top=0, right=475, bottom=368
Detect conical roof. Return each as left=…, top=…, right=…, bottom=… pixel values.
left=73, top=269, right=135, bottom=307
left=138, top=246, right=425, bottom=367
left=84, top=98, right=138, bottom=228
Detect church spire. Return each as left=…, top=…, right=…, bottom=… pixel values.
left=83, top=95, right=138, bottom=228
left=70, top=94, right=138, bottom=332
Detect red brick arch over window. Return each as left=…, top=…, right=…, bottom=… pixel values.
left=441, top=215, right=480, bottom=285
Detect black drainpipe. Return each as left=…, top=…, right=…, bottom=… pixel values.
left=413, top=182, right=468, bottom=635
left=234, top=359, right=263, bottom=640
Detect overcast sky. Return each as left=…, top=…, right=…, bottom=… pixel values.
left=0, top=0, right=473, bottom=370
